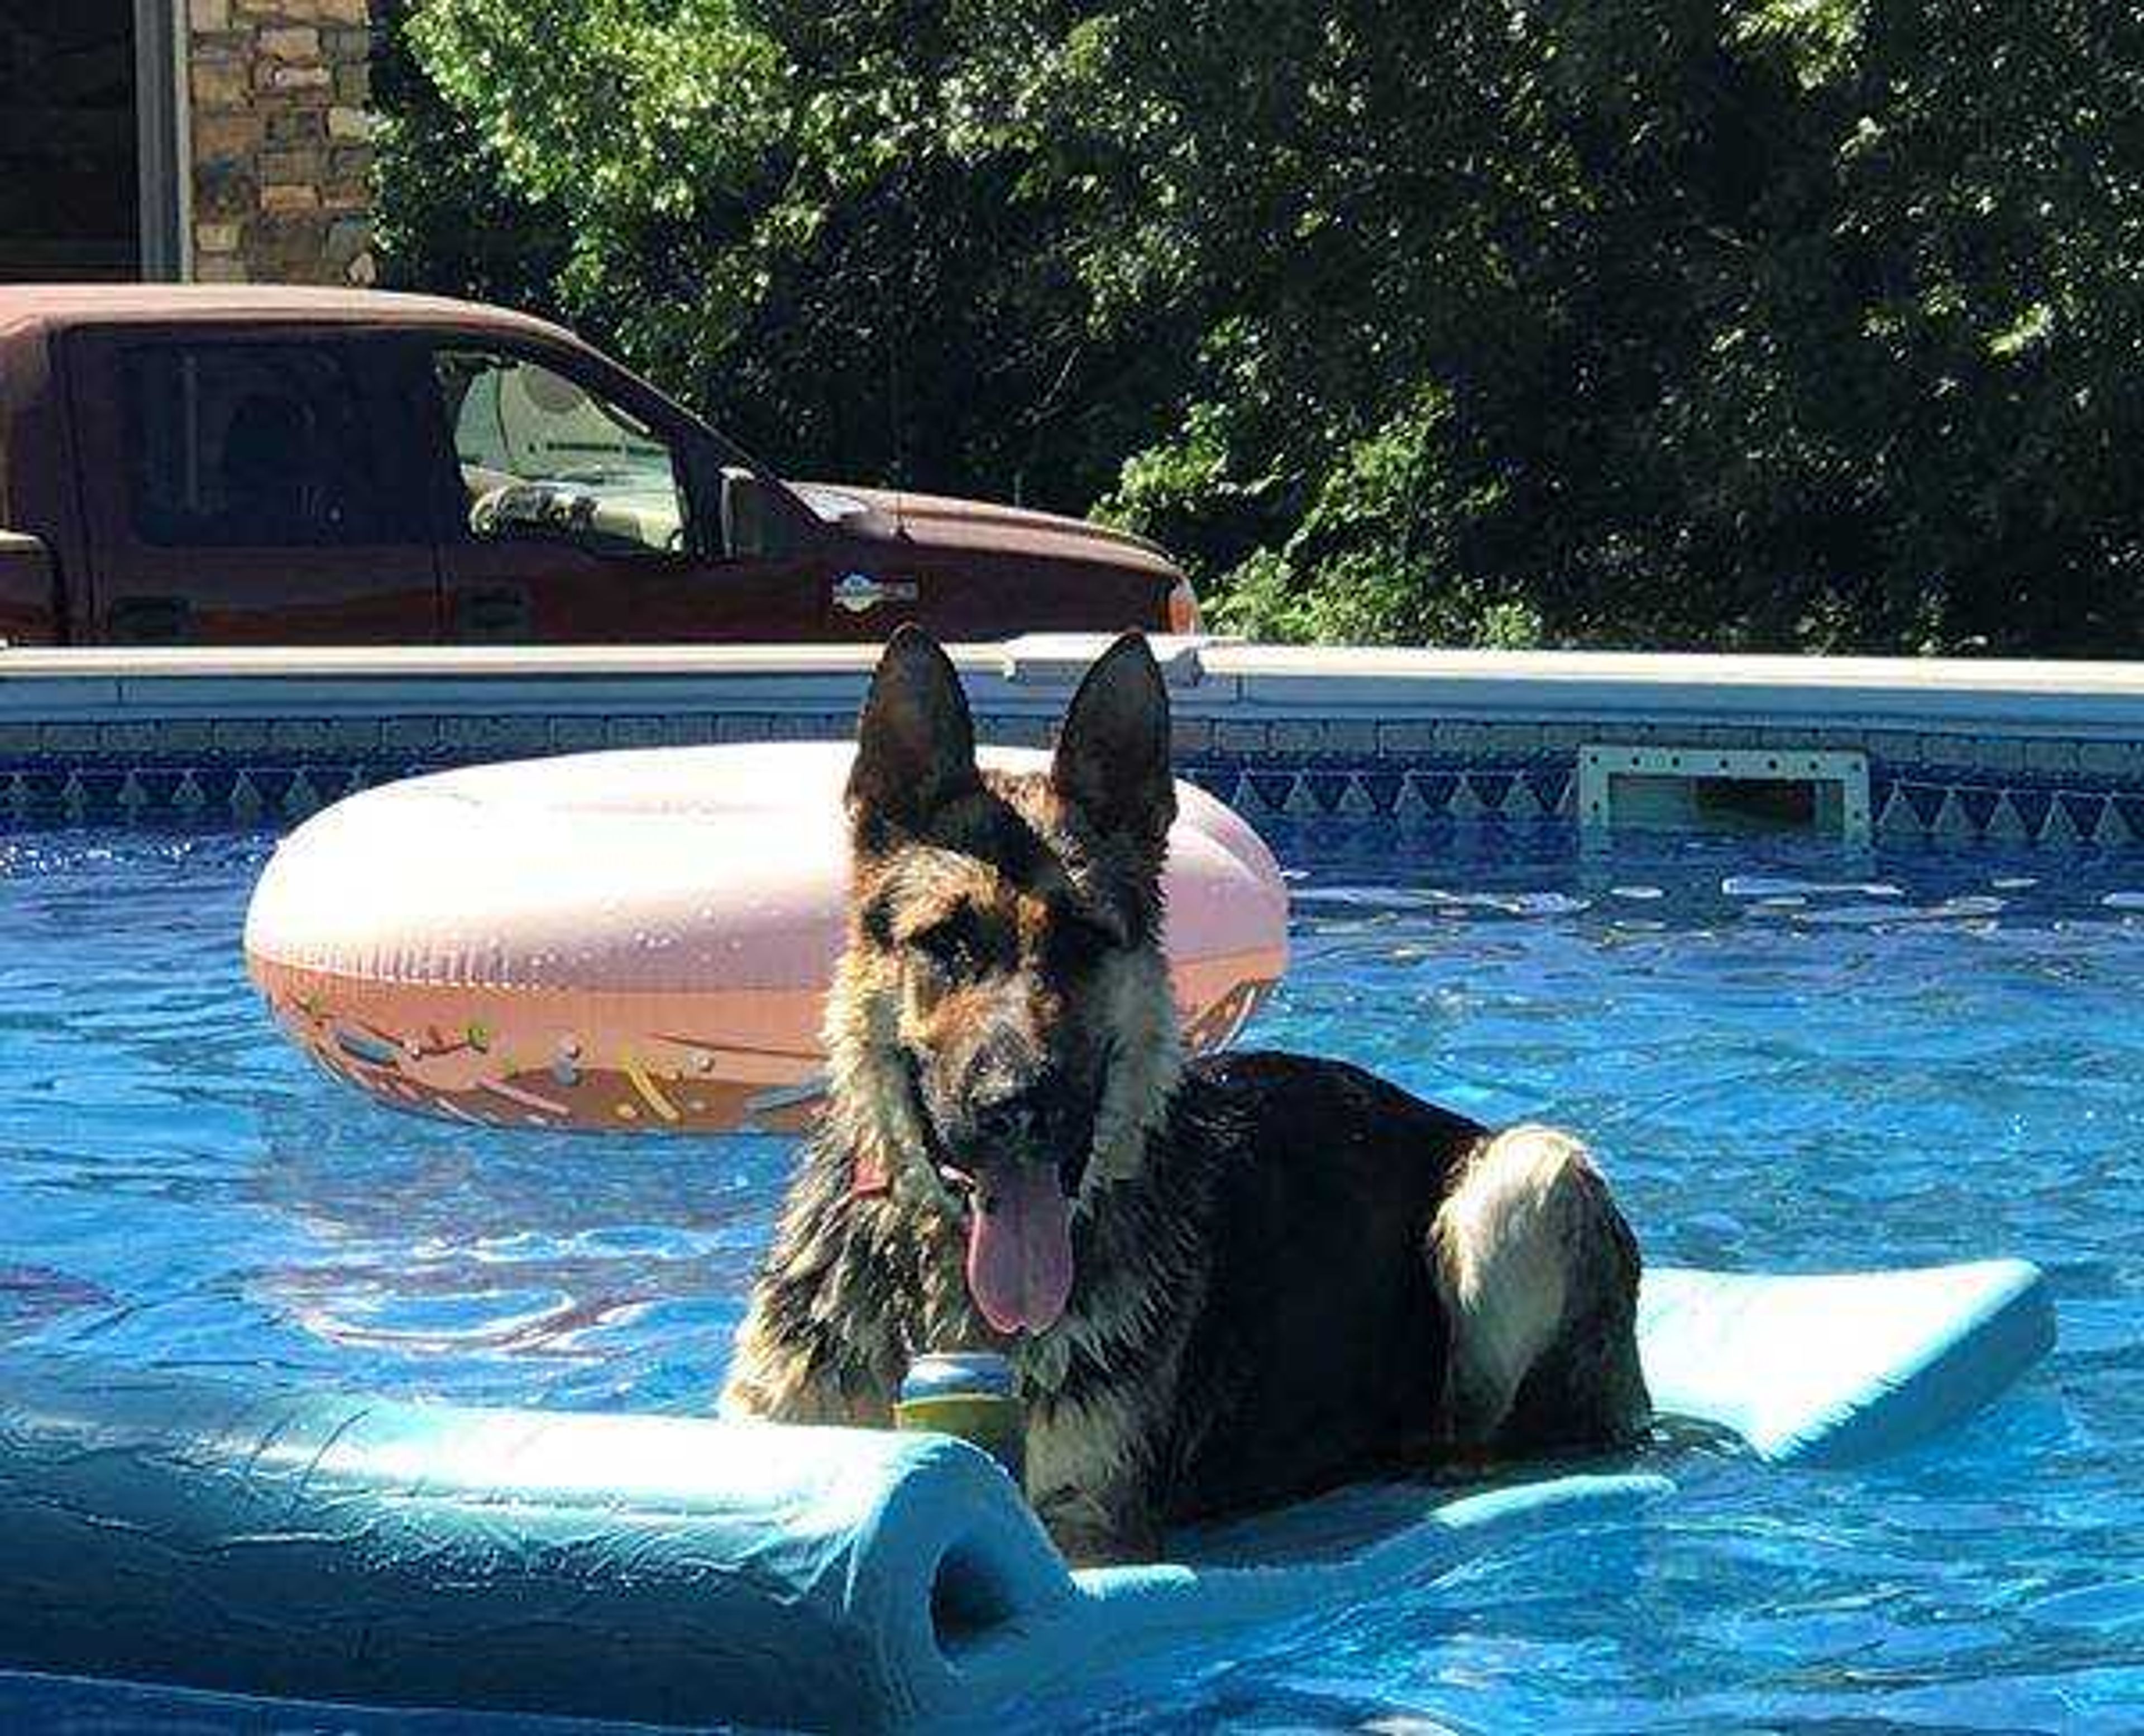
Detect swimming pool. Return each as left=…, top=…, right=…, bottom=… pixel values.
left=2, top=822, right=2138, bottom=1731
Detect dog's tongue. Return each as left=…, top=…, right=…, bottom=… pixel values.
left=965, top=1160, right=1074, bottom=1336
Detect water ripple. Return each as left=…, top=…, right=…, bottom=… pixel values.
left=1, top=826, right=2138, bottom=1729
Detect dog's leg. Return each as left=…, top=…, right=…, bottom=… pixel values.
left=1031, top=1483, right=1163, bottom=1567
left=1026, top=1392, right=1164, bottom=1565
left=718, top=1318, right=893, bottom=1427
left=719, top=1235, right=906, bottom=1428
left=1428, top=1124, right=1649, bottom=1453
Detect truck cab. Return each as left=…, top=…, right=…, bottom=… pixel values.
left=0, top=286, right=1197, bottom=647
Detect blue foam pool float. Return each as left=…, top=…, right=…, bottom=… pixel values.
left=1639, top=1258, right=2055, bottom=1465
left=0, top=1259, right=2052, bottom=1729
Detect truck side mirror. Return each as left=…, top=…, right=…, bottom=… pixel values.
left=684, top=437, right=803, bottom=561
left=721, top=468, right=774, bottom=559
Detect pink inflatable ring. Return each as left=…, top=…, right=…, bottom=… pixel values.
left=245, top=744, right=1289, bottom=1134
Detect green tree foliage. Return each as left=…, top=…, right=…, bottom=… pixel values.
left=381, top=0, right=2144, bottom=654
left=379, top=0, right=1179, bottom=506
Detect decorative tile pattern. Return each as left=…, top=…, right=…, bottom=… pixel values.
left=4, top=710, right=2144, bottom=848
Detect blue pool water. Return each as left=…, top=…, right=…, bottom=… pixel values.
left=2, top=823, right=2141, bottom=1732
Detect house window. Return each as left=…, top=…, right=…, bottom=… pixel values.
left=0, top=0, right=180, bottom=281
left=0, top=1, right=142, bottom=280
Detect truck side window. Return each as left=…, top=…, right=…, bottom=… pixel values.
left=121, top=345, right=385, bottom=546
left=431, top=349, right=688, bottom=556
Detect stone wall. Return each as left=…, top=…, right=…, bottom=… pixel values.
left=186, top=0, right=376, bottom=286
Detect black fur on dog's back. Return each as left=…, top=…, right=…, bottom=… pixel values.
left=1147, top=1051, right=1486, bottom=1521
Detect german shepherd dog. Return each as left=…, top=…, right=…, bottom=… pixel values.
left=723, top=628, right=1649, bottom=1563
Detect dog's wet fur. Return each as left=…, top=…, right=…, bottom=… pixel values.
left=722, top=627, right=1649, bottom=1563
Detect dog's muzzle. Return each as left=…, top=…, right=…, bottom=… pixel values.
left=901, top=1056, right=1101, bottom=1337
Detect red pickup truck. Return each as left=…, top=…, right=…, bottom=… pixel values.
left=0, top=286, right=1198, bottom=647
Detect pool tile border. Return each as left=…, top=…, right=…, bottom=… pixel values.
left=7, top=707, right=2144, bottom=848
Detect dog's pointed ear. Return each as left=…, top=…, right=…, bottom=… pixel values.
left=849, top=626, right=980, bottom=843
left=1052, top=633, right=1175, bottom=850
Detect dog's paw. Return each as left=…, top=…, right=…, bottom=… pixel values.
left=1053, top=1523, right=1164, bottom=1569
left=1034, top=1486, right=1163, bottom=1567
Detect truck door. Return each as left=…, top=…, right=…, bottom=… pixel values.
left=64, top=327, right=441, bottom=644
left=411, top=338, right=825, bottom=643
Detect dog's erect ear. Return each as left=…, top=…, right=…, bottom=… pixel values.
left=849, top=626, right=980, bottom=842
left=1052, top=633, right=1175, bottom=849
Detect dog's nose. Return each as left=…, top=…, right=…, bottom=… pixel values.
left=973, top=1088, right=1042, bottom=1148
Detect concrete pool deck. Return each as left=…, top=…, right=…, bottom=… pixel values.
left=4, top=638, right=2144, bottom=845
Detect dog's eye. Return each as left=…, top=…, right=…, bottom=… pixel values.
left=911, top=908, right=987, bottom=977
